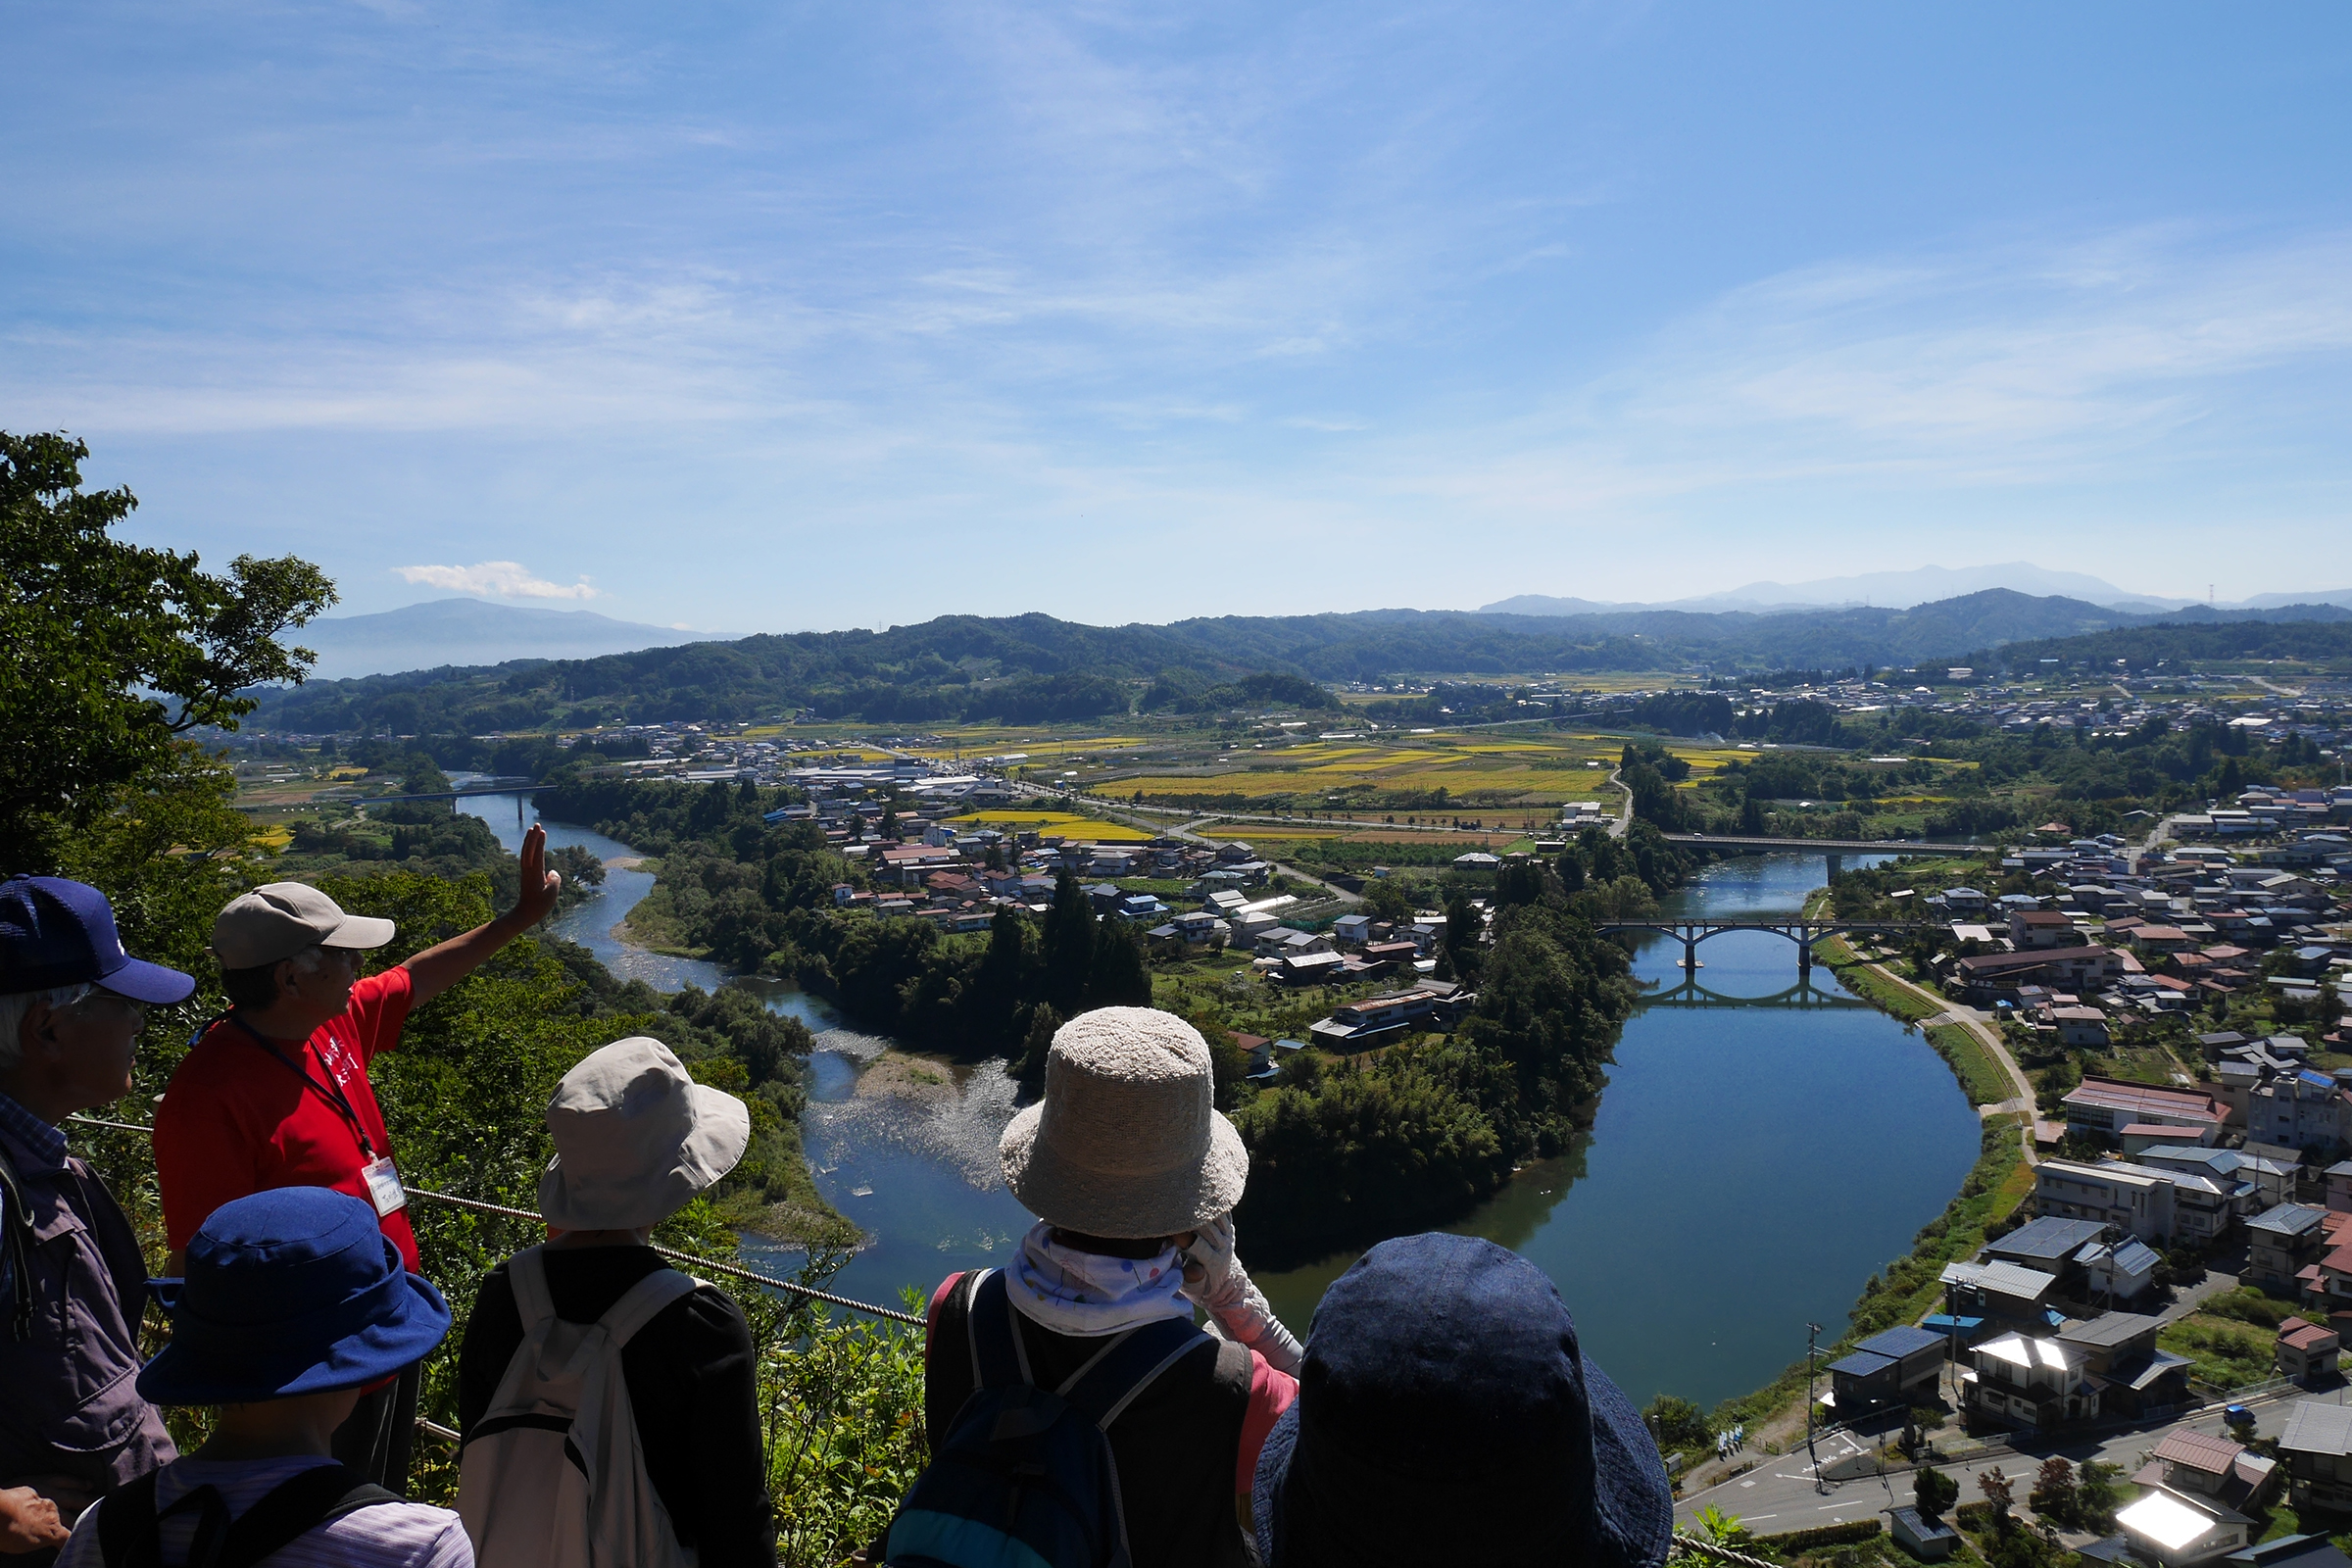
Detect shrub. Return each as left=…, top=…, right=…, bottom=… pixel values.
left=1954, top=1501, right=1995, bottom=1534
left=1754, top=1520, right=1883, bottom=1552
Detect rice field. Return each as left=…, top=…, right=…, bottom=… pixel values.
left=938, top=808, right=1156, bottom=843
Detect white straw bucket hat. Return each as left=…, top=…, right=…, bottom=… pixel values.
left=540, top=1037, right=752, bottom=1231
left=998, top=1007, right=1248, bottom=1240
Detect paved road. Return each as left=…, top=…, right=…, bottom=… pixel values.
left=1678, top=1381, right=2332, bottom=1534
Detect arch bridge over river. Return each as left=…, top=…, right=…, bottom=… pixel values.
left=1597, top=917, right=1935, bottom=975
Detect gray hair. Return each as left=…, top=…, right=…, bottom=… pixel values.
left=0, top=984, right=97, bottom=1080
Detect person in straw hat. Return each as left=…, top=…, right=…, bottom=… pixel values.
left=920, top=1007, right=1305, bottom=1568
left=456, top=1036, right=773, bottom=1567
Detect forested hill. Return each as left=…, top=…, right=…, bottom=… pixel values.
left=244, top=592, right=2352, bottom=732
left=1951, top=618, right=2352, bottom=673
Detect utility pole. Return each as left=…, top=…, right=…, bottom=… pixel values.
left=1807, top=1321, right=1827, bottom=1494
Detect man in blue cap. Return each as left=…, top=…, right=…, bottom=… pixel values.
left=0, top=876, right=196, bottom=1563
left=54, top=1186, right=468, bottom=1568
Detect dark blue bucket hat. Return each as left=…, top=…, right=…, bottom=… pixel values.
left=0, top=875, right=194, bottom=1004
left=139, top=1188, right=451, bottom=1405
left=1253, top=1233, right=1672, bottom=1568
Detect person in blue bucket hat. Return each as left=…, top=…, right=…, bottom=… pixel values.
left=1, top=876, right=195, bottom=1564
left=1252, top=1233, right=1673, bottom=1568
left=53, top=1187, right=472, bottom=1568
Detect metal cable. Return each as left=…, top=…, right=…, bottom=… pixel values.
left=64, top=1114, right=926, bottom=1327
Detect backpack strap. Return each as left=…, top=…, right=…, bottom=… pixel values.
left=508, top=1246, right=556, bottom=1333
left=95, top=1470, right=163, bottom=1568
left=963, top=1269, right=1028, bottom=1391
left=207, top=1464, right=398, bottom=1568
left=1055, top=1315, right=1212, bottom=1433
left=594, top=1264, right=701, bottom=1349
left=94, top=1465, right=395, bottom=1568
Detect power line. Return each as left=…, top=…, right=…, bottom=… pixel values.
left=63, top=1113, right=924, bottom=1327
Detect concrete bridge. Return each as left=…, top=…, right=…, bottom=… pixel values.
left=1596, top=917, right=1936, bottom=976
left=1655, top=832, right=1972, bottom=878
left=1635, top=975, right=1879, bottom=1010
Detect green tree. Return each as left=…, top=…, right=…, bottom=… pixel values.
left=1040, top=871, right=1097, bottom=1015
left=2029, top=1456, right=2077, bottom=1527
left=1, top=430, right=336, bottom=871
left=1643, top=1394, right=1711, bottom=1450
left=1364, top=877, right=1415, bottom=924
left=1082, top=918, right=1152, bottom=1011
left=1914, top=1466, right=1959, bottom=1521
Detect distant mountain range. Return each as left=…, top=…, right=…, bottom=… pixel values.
left=252, top=587, right=2352, bottom=737
left=1483, top=563, right=2352, bottom=616
left=290, top=598, right=731, bottom=680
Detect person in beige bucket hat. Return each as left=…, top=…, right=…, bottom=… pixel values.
left=457, top=1036, right=774, bottom=1566
left=911, top=1007, right=1305, bottom=1568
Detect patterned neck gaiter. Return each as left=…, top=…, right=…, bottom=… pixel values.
left=1004, top=1220, right=1193, bottom=1338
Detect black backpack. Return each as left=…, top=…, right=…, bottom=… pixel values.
left=883, top=1269, right=1208, bottom=1568
left=95, top=1463, right=399, bottom=1568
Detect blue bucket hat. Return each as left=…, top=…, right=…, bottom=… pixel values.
left=139, top=1188, right=451, bottom=1405
left=0, top=876, right=194, bottom=1004
left=1253, top=1233, right=1672, bottom=1568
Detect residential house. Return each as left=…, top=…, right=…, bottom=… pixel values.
left=1950, top=945, right=2128, bottom=1003
left=1332, top=912, right=1373, bottom=947
left=1962, top=1331, right=2099, bottom=1431
left=1824, top=1325, right=1946, bottom=1415
left=1277, top=951, right=1349, bottom=986
left=2012, top=909, right=2082, bottom=949
left=1984, top=1215, right=2108, bottom=1297
left=1171, top=910, right=1227, bottom=948
left=2036, top=1159, right=2179, bottom=1245
left=2224, top=1537, right=2352, bottom=1568
left=2113, top=1487, right=2257, bottom=1567
left=2278, top=1400, right=2352, bottom=1513
left=2140, top=1145, right=2296, bottom=1211
left=2052, top=1005, right=2113, bottom=1047
left=1253, top=927, right=1331, bottom=960
left=2134, top=1429, right=2278, bottom=1516
left=1939, top=1259, right=2060, bottom=1327
left=2248, top=1203, right=2333, bottom=1294
left=2328, top=1162, right=2352, bottom=1214
left=2247, top=1072, right=2352, bottom=1158
left=2061, top=1079, right=2230, bottom=1146
left=2278, top=1318, right=2342, bottom=1383
left=2058, top=1310, right=2191, bottom=1415
left=2079, top=1236, right=2166, bottom=1306
left=1306, top=985, right=1469, bottom=1050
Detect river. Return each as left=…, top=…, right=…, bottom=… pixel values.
left=458, top=790, right=1979, bottom=1410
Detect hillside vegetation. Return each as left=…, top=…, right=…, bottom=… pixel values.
left=240, top=592, right=2352, bottom=734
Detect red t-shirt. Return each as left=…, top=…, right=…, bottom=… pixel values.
left=155, top=967, right=420, bottom=1270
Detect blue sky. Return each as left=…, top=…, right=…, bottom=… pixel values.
left=5, top=3, right=2349, bottom=630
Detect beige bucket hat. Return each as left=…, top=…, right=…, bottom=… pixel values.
left=999, top=1007, right=1248, bottom=1240
left=212, top=882, right=396, bottom=969
left=540, top=1037, right=752, bottom=1232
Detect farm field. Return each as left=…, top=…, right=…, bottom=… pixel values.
left=1093, top=729, right=1742, bottom=814
left=939, top=808, right=1155, bottom=842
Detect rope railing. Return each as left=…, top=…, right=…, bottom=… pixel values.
left=1671, top=1533, right=1788, bottom=1568
left=63, top=1113, right=926, bottom=1327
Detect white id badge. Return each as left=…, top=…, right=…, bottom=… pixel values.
left=361, top=1154, right=408, bottom=1217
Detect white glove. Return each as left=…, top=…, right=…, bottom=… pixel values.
left=1178, top=1213, right=1303, bottom=1375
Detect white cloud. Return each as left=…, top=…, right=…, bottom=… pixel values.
left=394, top=561, right=600, bottom=600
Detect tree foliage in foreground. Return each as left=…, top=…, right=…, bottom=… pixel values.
left=1, top=429, right=335, bottom=872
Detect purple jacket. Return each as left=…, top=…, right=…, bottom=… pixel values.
left=0, top=1102, right=174, bottom=1498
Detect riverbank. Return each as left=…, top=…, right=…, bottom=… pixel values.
left=1662, top=880, right=2043, bottom=1483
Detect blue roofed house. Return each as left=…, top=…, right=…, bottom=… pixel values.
left=1985, top=1215, right=2110, bottom=1298
left=2078, top=1235, right=2165, bottom=1305
left=1826, top=1325, right=1947, bottom=1415
left=2057, top=1310, right=2193, bottom=1417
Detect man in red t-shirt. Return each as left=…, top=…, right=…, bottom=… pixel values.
left=153, top=824, right=562, bottom=1492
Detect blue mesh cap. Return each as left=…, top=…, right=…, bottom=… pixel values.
left=0, top=876, right=194, bottom=1004
left=1253, top=1232, right=1672, bottom=1568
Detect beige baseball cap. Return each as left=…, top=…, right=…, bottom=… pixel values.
left=212, top=882, right=397, bottom=970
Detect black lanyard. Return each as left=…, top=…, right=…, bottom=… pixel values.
left=223, top=1013, right=379, bottom=1160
